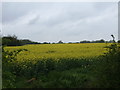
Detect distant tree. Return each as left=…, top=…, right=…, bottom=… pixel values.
left=52, top=42, right=56, bottom=44
left=98, top=39, right=105, bottom=43
left=68, top=42, right=73, bottom=44
left=2, top=35, right=41, bottom=46
left=43, top=42, right=49, bottom=44
left=58, top=40, right=63, bottom=44
left=19, top=39, right=40, bottom=45
left=80, top=40, right=91, bottom=43
left=90, top=39, right=105, bottom=43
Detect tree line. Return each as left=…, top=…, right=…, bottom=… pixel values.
left=2, top=35, right=120, bottom=46
left=2, top=35, right=40, bottom=46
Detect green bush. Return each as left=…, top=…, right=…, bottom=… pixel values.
left=92, top=43, right=120, bottom=88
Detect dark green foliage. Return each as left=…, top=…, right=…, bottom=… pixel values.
left=2, top=47, right=28, bottom=88
left=43, top=42, right=50, bottom=44
left=2, top=35, right=21, bottom=46
left=2, top=35, right=40, bottom=46
left=58, top=40, right=63, bottom=44
left=80, top=40, right=91, bottom=43
left=92, top=43, right=120, bottom=88
left=80, top=39, right=105, bottom=43
left=118, top=40, right=120, bottom=43
left=2, top=71, right=16, bottom=88
left=19, top=39, right=40, bottom=45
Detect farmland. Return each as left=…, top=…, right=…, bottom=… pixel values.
left=3, top=43, right=120, bottom=88
left=5, top=43, right=108, bottom=61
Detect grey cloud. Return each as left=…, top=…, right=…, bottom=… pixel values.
left=2, top=2, right=50, bottom=23
left=2, top=2, right=95, bottom=24
left=28, top=15, right=40, bottom=25
left=2, top=2, right=118, bottom=42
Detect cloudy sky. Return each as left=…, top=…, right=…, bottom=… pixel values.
left=2, top=2, right=118, bottom=43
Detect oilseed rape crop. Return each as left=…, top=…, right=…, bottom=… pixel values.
left=5, top=43, right=108, bottom=62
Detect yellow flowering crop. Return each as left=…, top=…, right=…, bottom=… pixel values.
left=5, top=43, right=110, bottom=62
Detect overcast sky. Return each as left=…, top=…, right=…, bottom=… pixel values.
left=2, top=2, right=118, bottom=43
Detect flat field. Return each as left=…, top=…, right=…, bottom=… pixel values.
left=5, top=43, right=109, bottom=61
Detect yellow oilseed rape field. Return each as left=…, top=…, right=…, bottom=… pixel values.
left=5, top=43, right=109, bottom=61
